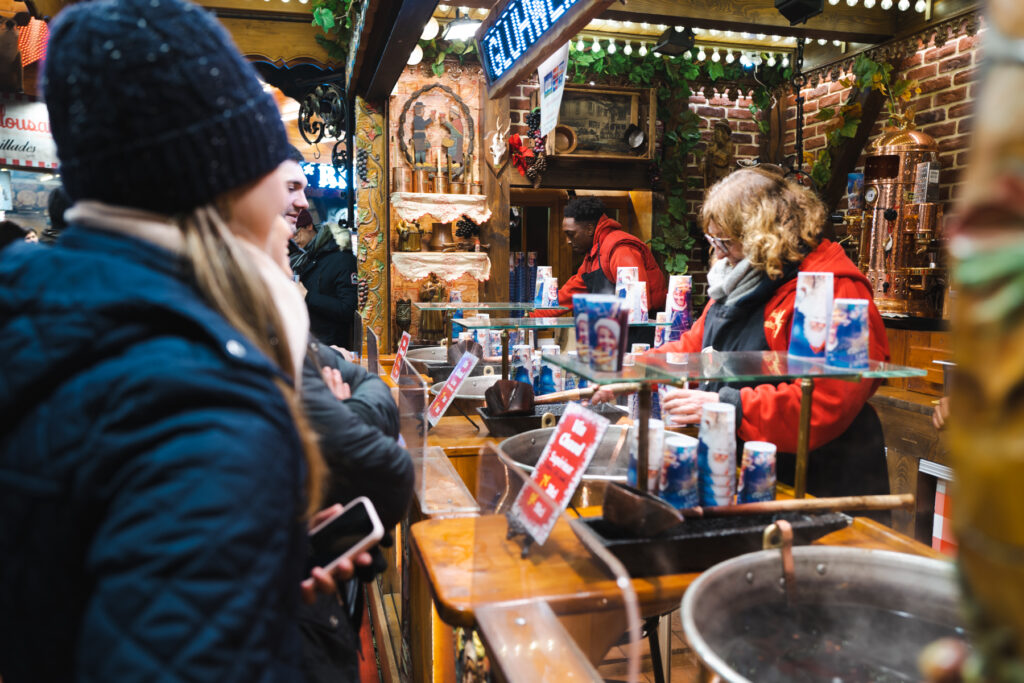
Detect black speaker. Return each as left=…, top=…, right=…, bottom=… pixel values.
left=653, top=27, right=696, bottom=57
left=774, top=0, right=824, bottom=25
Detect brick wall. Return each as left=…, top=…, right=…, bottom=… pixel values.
left=788, top=23, right=982, bottom=211
left=509, top=73, right=539, bottom=137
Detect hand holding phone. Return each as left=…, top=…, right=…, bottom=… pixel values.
left=307, top=496, right=384, bottom=573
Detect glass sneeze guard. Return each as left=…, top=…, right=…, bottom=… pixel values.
left=455, top=317, right=671, bottom=330
left=413, top=302, right=570, bottom=311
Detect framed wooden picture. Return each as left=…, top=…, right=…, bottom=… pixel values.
left=539, top=85, right=655, bottom=160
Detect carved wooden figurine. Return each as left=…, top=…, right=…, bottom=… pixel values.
left=704, top=121, right=735, bottom=188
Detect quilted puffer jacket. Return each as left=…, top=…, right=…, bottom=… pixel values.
left=0, top=227, right=309, bottom=682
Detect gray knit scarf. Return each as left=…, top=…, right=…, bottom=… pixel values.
left=706, top=257, right=764, bottom=305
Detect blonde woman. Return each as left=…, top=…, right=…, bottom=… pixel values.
left=597, top=167, right=892, bottom=499
left=0, top=0, right=346, bottom=680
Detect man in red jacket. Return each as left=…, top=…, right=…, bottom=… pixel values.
left=536, top=197, right=667, bottom=343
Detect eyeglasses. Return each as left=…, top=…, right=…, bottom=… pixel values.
left=704, top=233, right=732, bottom=252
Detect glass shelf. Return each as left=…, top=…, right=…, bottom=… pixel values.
left=453, top=317, right=670, bottom=329
left=541, top=350, right=929, bottom=386
left=412, top=302, right=569, bottom=312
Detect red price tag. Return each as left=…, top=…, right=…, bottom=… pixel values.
left=510, top=402, right=610, bottom=545
left=426, top=352, right=480, bottom=426
left=389, top=331, right=412, bottom=383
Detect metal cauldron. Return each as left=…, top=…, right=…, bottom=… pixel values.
left=408, top=345, right=497, bottom=382
left=428, top=368, right=498, bottom=412
left=499, top=425, right=630, bottom=508
left=682, top=546, right=964, bottom=682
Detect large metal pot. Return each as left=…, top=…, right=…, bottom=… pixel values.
left=428, top=369, right=499, bottom=412
left=499, top=425, right=630, bottom=508
left=682, top=546, right=964, bottom=682
left=408, top=345, right=496, bottom=382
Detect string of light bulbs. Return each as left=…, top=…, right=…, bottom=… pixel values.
left=571, top=36, right=791, bottom=68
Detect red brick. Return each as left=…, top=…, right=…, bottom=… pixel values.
left=731, top=132, right=753, bottom=144
left=697, top=106, right=725, bottom=117
left=922, top=121, right=957, bottom=138
left=729, top=107, right=753, bottom=120
left=937, top=152, right=955, bottom=169
left=957, top=117, right=973, bottom=134
left=947, top=102, right=973, bottom=119
left=901, top=52, right=923, bottom=68
left=512, top=124, right=528, bottom=136
left=918, top=75, right=952, bottom=94
left=940, top=168, right=961, bottom=184
left=935, top=86, right=968, bottom=106
left=924, top=43, right=957, bottom=62
left=939, top=185, right=951, bottom=202
left=818, top=93, right=841, bottom=108
left=915, top=109, right=945, bottom=125
left=804, top=135, right=826, bottom=149
left=909, top=94, right=933, bottom=110
left=955, top=151, right=972, bottom=167
left=953, top=68, right=977, bottom=85
left=803, top=99, right=819, bottom=114
left=938, top=134, right=971, bottom=152
left=510, top=97, right=530, bottom=111
left=737, top=145, right=760, bottom=156
left=939, top=54, right=972, bottom=73
left=737, top=120, right=760, bottom=133
left=907, top=64, right=938, bottom=81
left=510, top=111, right=521, bottom=123
left=689, top=95, right=706, bottom=105
left=958, top=34, right=979, bottom=53
left=829, top=80, right=849, bottom=93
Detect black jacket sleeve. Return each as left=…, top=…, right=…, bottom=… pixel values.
left=301, top=354, right=413, bottom=529
left=313, top=343, right=399, bottom=438
left=304, top=251, right=358, bottom=324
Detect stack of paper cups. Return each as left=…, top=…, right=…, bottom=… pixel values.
left=537, top=344, right=564, bottom=393
left=511, top=344, right=533, bottom=384
left=653, top=311, right=668, bottom=348
left=661, top=433, right=700, bottom=509
left=738, top=441, right=777, bottom=503
left=697, top=403, right=736, bottom=506
left=665, top=275, right=692, bottom=342
left=825, top=298, right=871, bottom=369
left=627, top=418, right=665, bottom=492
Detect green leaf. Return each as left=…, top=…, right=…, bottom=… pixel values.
left=839, top=118, right=860, bottom=138
left=816, top=107, right=836, bottom=122
left=432, top=62, right=445, bottom=76
left=313, top=6, right=335, bottom=31
left=705, top=61, right=725, bottom=80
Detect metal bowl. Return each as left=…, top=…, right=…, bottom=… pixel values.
left=499, top=425, right=630, bottom=508
left=410, top=345, right=497, bottom=382
left=682, top=547, right=963, bottom=682
left=428, top=371, right=499, bottom=412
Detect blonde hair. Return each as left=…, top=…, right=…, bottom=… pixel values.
left=699, top=167, right=825, bottom=279
left=180, top=204, right=324, bottom=517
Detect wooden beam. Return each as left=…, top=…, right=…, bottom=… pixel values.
left=221, top=17, right=337, bottom=67
left=821, top=86, right=886, bottom=214
left=481, top=84, right=511, bottom=303
left=510, top=157, right=651, bottom=191
left=361, top=0, right=439, bottom=101
left=602, top=1, right=895, bottom=43
left=477, top=0, right=615, bottom=99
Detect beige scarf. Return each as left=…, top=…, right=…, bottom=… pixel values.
left=66, top=201, right=309, bottom=383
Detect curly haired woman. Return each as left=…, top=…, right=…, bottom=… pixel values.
left=597, top=166, right=891, bottom=499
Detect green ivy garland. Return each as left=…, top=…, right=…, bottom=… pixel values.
left=309, top=0, right=363, bottom=62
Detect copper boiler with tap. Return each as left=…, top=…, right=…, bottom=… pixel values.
left=858, top=128, right=944, bottom=317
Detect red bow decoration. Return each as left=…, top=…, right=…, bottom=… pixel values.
left=508, top=134, right=534, bottom=177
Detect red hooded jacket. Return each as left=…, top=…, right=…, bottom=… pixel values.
left=656, top=240, right=890, bottom=452
left=532, top=215, right=667, bottom=315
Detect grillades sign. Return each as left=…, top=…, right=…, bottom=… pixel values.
left=0, top=94, right=57, bottom=170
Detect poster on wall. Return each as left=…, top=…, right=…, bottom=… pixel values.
left=0, top=94, right=58, bottom=170
left=537, top=42, right=569, bottom=137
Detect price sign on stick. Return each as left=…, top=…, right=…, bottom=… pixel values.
left=390, top=331, right=412, bottom=384
left=426, top=352, right=480, bottom=426
left=510, top=402, right=610, bottom=545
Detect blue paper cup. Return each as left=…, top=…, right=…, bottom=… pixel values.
left=738, top=441, right=777, bottom=504
left=825, top=298, right=871, bottom=369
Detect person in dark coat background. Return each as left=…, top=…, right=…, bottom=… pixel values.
left=295, top=223, right=358, bottom=350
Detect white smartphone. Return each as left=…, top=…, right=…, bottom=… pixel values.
left=308, top=496, right=384, bottom=571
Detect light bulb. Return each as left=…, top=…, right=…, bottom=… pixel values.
left=639, top=43, right=648, bottom=56
left=833, top=39, right=842, bottom=45
left=623, top=42, right=633, bottom=55
left=608, top=20, right=621, bottom=28
left=708, top=28, right=719, bottom=36
left=674, top=25, right=683, bottom=32
left=592, top=36, right=602, bottom=51
left=782, top=56, right=790, bottom=67
left=726, top=52, right=735, bottom=63
left=641, top=22, right=649, bottom=29
left=898, top=0, right=909, bottom=9
left=846, top=0, right=857, bottom=5
left=828, top=0, right=840, bottom=5
left=623, top=20, right=633, bottom=27
left=421, top=17, right=439, bottom=40
left=914, top=0, right=926, bottom=11
left=767, top=54, right=776, bottom=66
left=407, top=44, right=423, bottom=65
left=740, top=53, right=750, bottom=67
left=711, top=49, right=721, bottom=62
left=864, top=0, right=876, bottom=6
left=697, top=47, right=706, bottom=60
left=881, top=0, right=892, bottom=7
left=725, top=30, right=735, bottom=37
left=771, top=34, right=782, bottom=41
left=437, top=3, right=449, bottom=10
left=757, top=33, right=766, bottom=39
left=607, top=39, right=617, bottom=54
left=817, top=38, right=827, bottom=45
